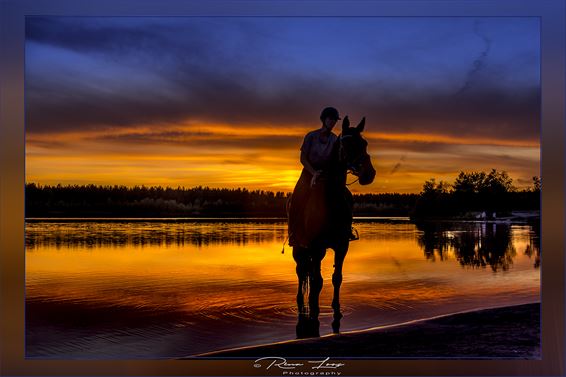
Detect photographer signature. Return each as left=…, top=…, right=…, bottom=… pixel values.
left=254, top=357, right=345, bottom=371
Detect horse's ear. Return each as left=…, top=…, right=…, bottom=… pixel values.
left=341, top=116, right=350, bottom=131
left=356, top=117, right=366, bottom=132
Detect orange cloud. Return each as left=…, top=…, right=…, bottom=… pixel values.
left=26, top=121, right=540, bottom=193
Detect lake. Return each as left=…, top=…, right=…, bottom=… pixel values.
left=25, top=218, right=540, bottom=359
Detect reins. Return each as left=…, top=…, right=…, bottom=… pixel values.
left=346, top=174, right=359, bottom=186
left=340, top=134, right=362, bottom=186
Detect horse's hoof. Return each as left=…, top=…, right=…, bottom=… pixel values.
left=332, top=320, right=341, bottom=334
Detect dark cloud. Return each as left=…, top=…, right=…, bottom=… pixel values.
left=91, top=130, right=301, bottom=151
left=358, top=86, right=539, bottom=142
left=390, top=163, right=402, bottom=174
left=455, top=20, right=492, bottom=95
left=26, top=71, right=540, bottom=143
left=26, top=17, right=208, bottom=57
left=367, top=139, right=537, bottom=162
left=389, top=154, right=407, bottom=174
left=25, top=138, right=70, bottom=149
left=25, top=17, right=540, bottom=144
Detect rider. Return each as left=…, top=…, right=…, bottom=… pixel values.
left=301, top=107, right=341, bottom=187
left=288, top=107, right=353, bottom=248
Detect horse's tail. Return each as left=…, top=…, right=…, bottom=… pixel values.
left=282, top=195, right=293, bottom=254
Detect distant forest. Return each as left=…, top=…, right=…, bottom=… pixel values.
left=26, top=169, right=539, bottom=218
left=25, top=184, right=417, bottom=217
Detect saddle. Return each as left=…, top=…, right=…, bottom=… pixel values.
left=288, top=170, right=354, bottom=249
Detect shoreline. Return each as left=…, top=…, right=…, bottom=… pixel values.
left=24, top=211, right=538, bottom=222
left=188, top=302, right=540, bottom=359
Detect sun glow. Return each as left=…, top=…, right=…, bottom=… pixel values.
left=26, top=120, right=539, bottom=193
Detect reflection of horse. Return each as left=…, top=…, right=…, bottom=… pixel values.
left=288, top=116, right=376, bottom=335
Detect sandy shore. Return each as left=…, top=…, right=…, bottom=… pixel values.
left=192, top=303, right=540, bottom=359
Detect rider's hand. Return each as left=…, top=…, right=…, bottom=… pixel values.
left=310, top=170, right=322, bottom=187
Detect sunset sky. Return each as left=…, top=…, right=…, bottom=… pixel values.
left=25, top=17, right=540, bottom=193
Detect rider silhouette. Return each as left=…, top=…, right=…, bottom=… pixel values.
left=289, top=107, right=358, bottom=248
left=288, top=107, right=341, bottom=248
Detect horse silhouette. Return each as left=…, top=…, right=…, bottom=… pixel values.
left=288, top=116, right=375, bottom=335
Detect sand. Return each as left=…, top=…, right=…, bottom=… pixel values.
left=191, top=303, right=540, bottom=359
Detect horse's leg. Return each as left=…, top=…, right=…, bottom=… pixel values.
left=292, top=247, right=307, bottom=314
left=308, top=247, right=325, bottom=319
left=332, top=245, right=348, bottom=314
left=331, top=247, right=346, bottom=334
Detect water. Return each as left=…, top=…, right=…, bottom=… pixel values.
left=25, top=219, right=540, bottom=359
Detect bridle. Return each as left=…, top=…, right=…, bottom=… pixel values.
left=339, top=134, right=369, bottom=184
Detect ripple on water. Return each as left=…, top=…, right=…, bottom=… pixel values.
left=190, top=299, right=354, bottom=324
left=286, top=304, right=354, bottom=318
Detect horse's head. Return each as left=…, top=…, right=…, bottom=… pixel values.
left=339, top=116, right=376, bottom=185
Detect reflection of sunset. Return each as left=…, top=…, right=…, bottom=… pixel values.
left=26, top=222, right=540, bottom=314
left=26, top=221, right=540, bottom=357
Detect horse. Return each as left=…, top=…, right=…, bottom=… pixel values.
left=288, top=116, right=376, bottom=335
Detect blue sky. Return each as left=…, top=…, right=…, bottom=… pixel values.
left=25, top=16, right=540, bottom=192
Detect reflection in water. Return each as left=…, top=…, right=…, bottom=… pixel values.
left=292, top=245, right=345, bottom=339
left=26, top=221, right=284, bottom=249
left=296, top=315, right=320, bottom=338
left=416, top=221, right=540, bottom=272
left=26, top=220, right=540, bottom=358
left=295, top=303, right=343, bottom=339
left=524, top=220, right=540, bottom=268
left=331, top=309, right=343, bottom=333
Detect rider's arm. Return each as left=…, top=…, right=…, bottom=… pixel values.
left=300, top=132, right=322, bottom=187
left=301, top=148, right=322, bottom=187
left=300, top=150, right=317, bottom=176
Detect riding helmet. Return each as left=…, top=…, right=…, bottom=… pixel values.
left=320, top=106, right=341, bottom=121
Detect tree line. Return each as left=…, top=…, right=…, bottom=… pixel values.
left=25, top=183, right=417, bottom=217
left=411, top=169, right=540, bottom=219
left=25, top=184, right=290, bottom=217
left=25, top=169, right=539, bottom=218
